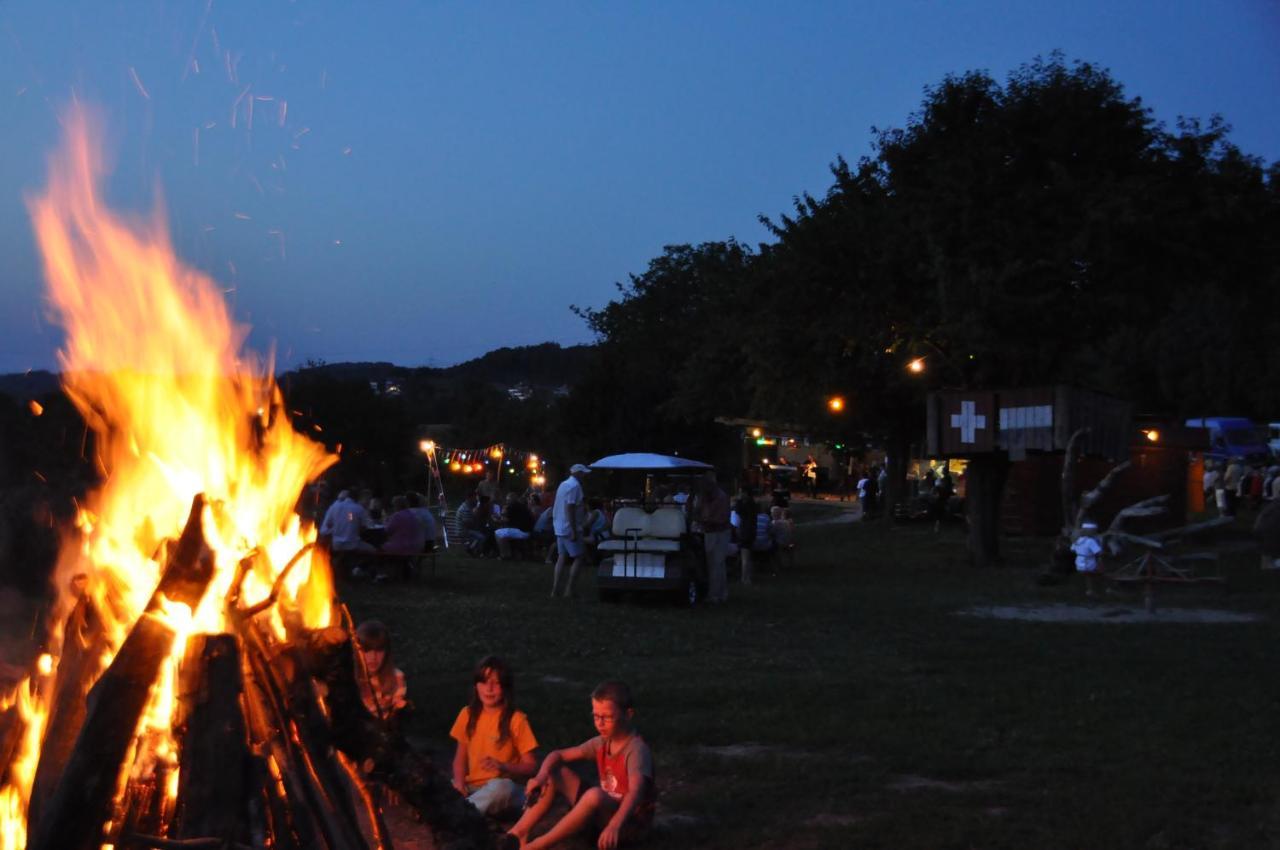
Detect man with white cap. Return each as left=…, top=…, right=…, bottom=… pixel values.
left=551, top=463, right=591, bottom=597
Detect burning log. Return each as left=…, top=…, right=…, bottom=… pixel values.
left=28, top=587, right=106, bottom=827
left=28, top=494, right=213, bottom=850
left=301, top=626, right=496, bottom=850
left=0, top=701, right=24, bottom=786
left=170, top=634, right=250, bottom=845
left=239, top=619, right=369, bottom=850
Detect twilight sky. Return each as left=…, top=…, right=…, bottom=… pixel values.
left=0, top=1, right=1277, bottom=374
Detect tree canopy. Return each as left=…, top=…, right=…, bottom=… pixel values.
left=575, top=55, right=1280, bottom=451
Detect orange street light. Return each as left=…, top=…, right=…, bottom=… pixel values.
left=1144, top=429, right=1160, bottom=442
left=827, top=396, right=845, bottom=413
left=419, top=439, right=435, bottom=454
left=907, top=357, right=925, bottom=374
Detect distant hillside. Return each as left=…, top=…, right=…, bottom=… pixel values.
left=440, top=342, right=593, bottom=387
left=0, top=370, right=61, bottom=399
left=286, top=342, right=594, bottom=390
left=0, top=343, right=596, bottom=401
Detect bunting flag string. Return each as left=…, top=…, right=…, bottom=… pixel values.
left=423, top=441, right=546, bottom=478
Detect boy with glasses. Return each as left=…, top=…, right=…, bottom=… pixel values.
left=506, top=681, right=655, bottom=850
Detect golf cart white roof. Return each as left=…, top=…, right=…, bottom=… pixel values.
left=588, top=453, right=713, bottom=472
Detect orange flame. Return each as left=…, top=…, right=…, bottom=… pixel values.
left=0, top=104, right=337, bottom=844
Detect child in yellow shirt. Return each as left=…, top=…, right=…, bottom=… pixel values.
left=450, top=656, right=540, bottom=816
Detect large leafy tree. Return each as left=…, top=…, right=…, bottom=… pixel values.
left=570, top=55, right=1278, bottom=564
left=564, top=241, right=754, bottom=469
left=744, top=55, right=1279, bottom=562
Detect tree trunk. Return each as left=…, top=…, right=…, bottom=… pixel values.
left=966, top=453, right=1009, bottom=567
left=881, top=432, right=910, bottom=523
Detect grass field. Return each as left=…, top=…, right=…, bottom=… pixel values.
left=345, top=504, right=1280, bottom=850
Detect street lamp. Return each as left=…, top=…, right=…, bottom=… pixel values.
left=419, top=439, right=435, bottom=454
left=827, top=396, right=845, bottom=413
left=907, top=357, right=925, bottom=374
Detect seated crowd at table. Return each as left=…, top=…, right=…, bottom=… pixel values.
left=312, top=473, right=796, bottom=584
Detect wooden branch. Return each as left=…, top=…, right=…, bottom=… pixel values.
left=299, top=626, right=497, bottom=850
left=123, top=833, right=254, bottom=849
left=338, top=751, right=395, bottom=850
left=1060, top=427, right=1089, bottom=535
left=1075, top=460, right=1131, bottom=526
left=1106, top=495, right=1169, bottom=532
left=238, top=621, right=368, bottom=850
left=240, top=543, right=313, bottom=620
left=240, top=652, right=325, bottom=850
left=28, top=494, right=214, bottom=850
left=29, top=592, right=107, bottom=828
left=0, top=703, right=24, bottom=787
left=1150, top=516, right=1234, bottom=541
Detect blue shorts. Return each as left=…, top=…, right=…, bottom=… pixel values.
left=557, top=536, right=585, bottom=558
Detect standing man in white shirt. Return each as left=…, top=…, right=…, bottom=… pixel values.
left=551, top=464, right=591, bottom=597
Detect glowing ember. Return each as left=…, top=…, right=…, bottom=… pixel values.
left=0, top=104, right=336, bottom=847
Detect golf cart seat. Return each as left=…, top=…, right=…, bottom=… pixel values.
left=597, top=506, right=685, bottom=554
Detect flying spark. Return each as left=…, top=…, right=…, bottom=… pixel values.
left=128, top=66, right=151, bottom=100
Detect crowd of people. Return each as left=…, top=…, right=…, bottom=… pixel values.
left=312, top=465, right=799, bottom=607
left=1203, top=457, right=1280, bottom=517
left=354, top=630, right=654, bottom=850
left=315, top=487, right=439, bottom=582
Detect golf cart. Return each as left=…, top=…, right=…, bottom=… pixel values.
left=589, top=453, right=712, bottom=605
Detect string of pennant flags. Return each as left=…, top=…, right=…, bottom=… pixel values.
left=421, top=441, right=546, bottom=478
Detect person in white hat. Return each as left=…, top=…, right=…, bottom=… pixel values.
left=550, top=464, right=592, bottom=597
left=1071, top=520, right=1104, bottom=598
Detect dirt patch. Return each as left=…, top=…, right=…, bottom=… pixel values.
left=958, top=603, right=1261, bottom=624
left=888, top=774, right=1000, bottom=794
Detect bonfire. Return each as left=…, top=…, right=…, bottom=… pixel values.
left=0, top=106, right=493, bottom=850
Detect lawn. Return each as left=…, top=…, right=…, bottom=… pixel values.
left=344, top=507, right=1280, bottom=850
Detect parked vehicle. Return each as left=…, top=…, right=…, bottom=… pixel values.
left=588, top=453, right=711, bottom=605
left=1269, top=422, right=1280, bottom=459
left=1185, top=417, right=1270, bottom=465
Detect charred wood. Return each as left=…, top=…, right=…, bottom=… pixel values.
left=28, top=494, right=214, bottom=850
left=0, top=702, right=24, bottom=787
left=29, top=591, right=106, bottom=827
left=172, top=634, right=250, bottom=845
left=301, top=626, right=496, bottom=850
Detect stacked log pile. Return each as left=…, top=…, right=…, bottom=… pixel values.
left=5, top=495, right=497, bottom=850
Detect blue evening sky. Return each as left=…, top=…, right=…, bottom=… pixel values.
left=0, top=1, right=1276, bottom=373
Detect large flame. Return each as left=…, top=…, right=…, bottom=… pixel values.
left=0, top=104, right=336, bottom=846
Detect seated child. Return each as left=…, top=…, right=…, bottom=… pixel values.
left=355, top=620, right=408, bottom=723
left=507, top=681, right=655, bottom=850
left=450, top=656, right=540, bottom=816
